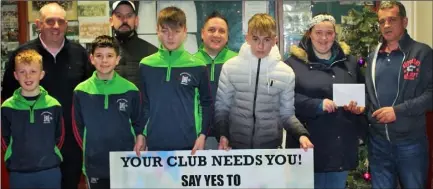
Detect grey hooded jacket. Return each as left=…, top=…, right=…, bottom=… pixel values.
left=215, top=42, right=309, bottom=149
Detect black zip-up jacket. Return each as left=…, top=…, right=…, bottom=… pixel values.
left=72, top=72, right=145, bottom=178
left=284, top=38, right=367, bottom=172
left=115, top=32, right=158, bottom=87
left=365, top=31, right=433, bottom=141
left=1, top=87, right=64, bottom=172
left=1, top=37, right=94, bottom=148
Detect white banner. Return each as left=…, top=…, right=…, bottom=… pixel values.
left=110, top=149, right=314, bottom=188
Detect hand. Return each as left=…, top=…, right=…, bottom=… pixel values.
left=191, top=134, right=206, bottom=155
left=299, top=136, right=314, bottom=152
left=343, top=101, right=365, bottom=115
left=323, top=99, right=337, bottom=113
left=134, top=135, right=146, bottom=156
left=372, top=107, right=396, bottom=123
left=218, top=136, right=231, bottom=151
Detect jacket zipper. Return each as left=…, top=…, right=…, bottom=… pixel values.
left=203, top=50, right=222, bottom=82
left=251, top=58, right=261, bottom=148
left=166, top=51, right=172, bottom=82
left=18, top=94, right=42, bottom=123
left=211, top=59, right=215, bottom=81
left=103, top=81, right=109, bottom=110
left=384, top=47, right=406, bottom=142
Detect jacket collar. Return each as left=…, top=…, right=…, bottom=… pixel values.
left=35, top=36, right=70, bottom=52
left=238, top=42, right=281, bottom=66
left=13, top=86, right=47, bottom=105
left=158, top=44, right=186, bottom=60
left=90, top=71, right=118, bottom=85
left=197, top=44, right=230, bottom=63
left=115, top=31, right=138, bottom=44
left=379, top=30, right=414, bottom=54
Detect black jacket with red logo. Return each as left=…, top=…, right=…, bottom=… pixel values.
left=365, top=31, right=433, bottom=141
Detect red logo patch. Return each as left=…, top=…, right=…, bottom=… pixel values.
left=402, top=58, right=421, bottom=80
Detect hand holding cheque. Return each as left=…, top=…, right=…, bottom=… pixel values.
left=332, top=84, right=365, bottom=115
left=333, top=84, right=396, bottom=124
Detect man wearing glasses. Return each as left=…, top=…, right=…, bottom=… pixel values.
left=1, top=2, right=93, bottom=189
left=110, top=1, right=158, bottom=87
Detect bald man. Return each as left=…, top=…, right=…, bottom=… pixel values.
left=1, top=3, right=93, bottom=189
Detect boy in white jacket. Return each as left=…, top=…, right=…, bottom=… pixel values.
left=215, top=13, right=313, bottom=150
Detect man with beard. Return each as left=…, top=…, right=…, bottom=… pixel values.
left=110, top=1, right=158, bottom=87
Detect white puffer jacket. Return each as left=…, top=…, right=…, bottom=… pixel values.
left=215, top=42, right=308, bottom=149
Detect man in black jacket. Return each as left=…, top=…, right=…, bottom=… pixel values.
left=1, top=3, right=93, bottom=189
left=347, top=1, right=432, bottom=189
left=110, top=1, right=158, bottom=87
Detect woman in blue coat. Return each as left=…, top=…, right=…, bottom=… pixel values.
left=284, top=13, right=367, bottom=189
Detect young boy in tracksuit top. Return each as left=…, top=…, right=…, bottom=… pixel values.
left=140, top=6, right=212, bottom=154
left=194, top=11, right=238, bottom=149
left=1, top=49, right=64, bottom=189
left=72, top=35, right=145, bottom=188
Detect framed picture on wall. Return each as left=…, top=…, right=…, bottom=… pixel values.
left=27, top=1, right=77, bottom=21
left=29, top=21, right=79, bottom=42
left=28, top=23, right=38, bottom=40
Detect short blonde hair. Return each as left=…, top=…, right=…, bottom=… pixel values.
left=248, top=13, right=276, bottom=37
left=15, top=49, right=43, bottom=70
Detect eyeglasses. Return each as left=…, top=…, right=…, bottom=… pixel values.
left=44, top=18, right=66, bottom=26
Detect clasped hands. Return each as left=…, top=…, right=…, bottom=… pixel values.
left=326, top=99, right=396, bottom=123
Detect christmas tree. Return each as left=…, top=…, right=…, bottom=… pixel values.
left=341, top=5, right=380, bottom=189
left=341, top=6, right=380, bottom=62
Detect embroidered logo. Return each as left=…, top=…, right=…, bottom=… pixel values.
left=90, top=177, right=99, bottom=184
left=179, top=72, right=192, bottom=86
left=117, top=98, right=128, bottom=111
left=41, top=111, right=53, bottom=124
left=402, top=58, right=421, bottom=80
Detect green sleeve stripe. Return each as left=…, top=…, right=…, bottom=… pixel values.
left=194, top=88, right=202, bottom=135
left=54, top=146, right=63, bottom=162
left=143, top=119, right=149, bottom=136
left=4, top=138, right=13, bottom=162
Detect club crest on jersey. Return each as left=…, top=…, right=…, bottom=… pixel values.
left=179, top=72, right=192, bottom=86
left=41, top=111, right=53, bottom=124
left=117, top=98, right=128, bottom=111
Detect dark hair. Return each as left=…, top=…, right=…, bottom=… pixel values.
left=90, top=35, right=120, bottom=55
left=157, top=6, right=186, bottom=29
left=379, top=1, right=406, bottom=17
left=203, top=11, right=229, bottom=29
